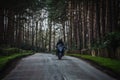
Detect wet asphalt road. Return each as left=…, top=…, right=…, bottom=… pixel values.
left=2, top=53, right=116, bottom=80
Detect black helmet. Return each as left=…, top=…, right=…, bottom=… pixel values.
left=59, top=39, right=62, bottom=42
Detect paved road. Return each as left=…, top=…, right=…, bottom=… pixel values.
left=2, top=53, right=116, bottom=80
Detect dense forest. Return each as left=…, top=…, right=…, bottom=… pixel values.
left=0, top=0, right=120, bottom=59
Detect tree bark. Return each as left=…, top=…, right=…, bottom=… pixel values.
left=0, top=8, right=4, bottom=46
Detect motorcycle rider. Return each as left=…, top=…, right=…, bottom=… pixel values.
left=56, top=39, right=65, bottom=56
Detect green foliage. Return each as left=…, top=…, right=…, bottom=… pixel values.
left=103, top=32, right=120, bottom=49
left=46, top=0, right=68, bottom=22
left=0, top=52, right=33, bottom=72
left=51, top=49, right=56, bottom=52
left=0, top=48, right=19, bottom=56
left=91, top=40, right=105, bottom=50
left=68, top=54, right=120, bottom=74
left=21, top=43, right=33, bottom=50
left=91, top=41, right=101, bottom=50
left=0, top=48, right=32, bottom=56
left=91, top=32, right=120, bottom=50
left=1, top=0, right=44, bottom=9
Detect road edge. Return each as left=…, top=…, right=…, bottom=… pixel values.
left=68, top=55, right=120, bottom=80
left=0, top=53, right=34, bottom=80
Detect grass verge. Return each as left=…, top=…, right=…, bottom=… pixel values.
left=68, top=54, right=120, bottom=79
left=0, top=51, right=33, bottom=79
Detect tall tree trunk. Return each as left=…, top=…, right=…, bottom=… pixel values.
left=79, top=2, right=83, bottom=49
left=17, top=16, right=23, bottom=48
left=82, top=0, right=88, bottom=49
left=53, top=24, right=56, bottom=49
left=101, top=0, right=106, bottom=38
left=48, top=19, right=52, bottom=51
left=112, top=0, right=120, bottom=31
left=106, top=0, right=112, bottom=33
left=76, top=2, right=81, bottom=50
left=36, top=21, right=38, bottom=49
left=68, top=0, right=73, bottom=49
left=62, top=21, right=66, bottom=42
left=31, top=18, right=34, bottom=49
left=0, top=8, right=4, bottom=46
left=96, top=0, right=101, bottom=42
left=7, top=9, right=14, bottom=47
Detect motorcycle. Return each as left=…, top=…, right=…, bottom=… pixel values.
left=57, top=45, right=64, bottom=60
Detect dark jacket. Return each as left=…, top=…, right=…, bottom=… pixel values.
left=56, top=40, right=64, bottom=48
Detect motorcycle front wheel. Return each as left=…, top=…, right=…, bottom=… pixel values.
left=58, top=53, right=62, bottom=60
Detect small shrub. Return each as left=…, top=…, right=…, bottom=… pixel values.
left=103, top=32, right=120, bottom=49
left=1, top=48, right=22, bottom=56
